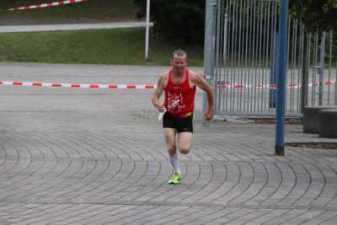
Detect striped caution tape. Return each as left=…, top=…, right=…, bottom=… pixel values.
left=216, top=80, right=336, bottom=89
left=0, top=80, right=156, bottom=90
left=0, top=80, right=335, bottom=90
left=7, top=0, right=88, bottom=12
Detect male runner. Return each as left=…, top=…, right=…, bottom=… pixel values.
left=151, top=49, right=214, bottom=184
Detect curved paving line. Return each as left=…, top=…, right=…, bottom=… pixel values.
left=250, top=161, right=282, bottom=207
left=12, top=136, right=75, bottom=221
left=324, top=163, right=337, bottom=209
left=299, top=163, right=326, bottom=207
left=279, top=210, right=322, bottom=225
left=93, top=135, right=161, bottom=201
left=0, top=134, right=24, bottom=180
left=266, top=161, right=297, bottom=207
left=241, top=161, right=269, bottom=205
left=288, top=163, right=313, bottom=207
left=153, top=207, right=203, bottom=225
left=186, top=162, right=226, bottom=204
left=171, top=163, right=214, bottom=204
left=241, top=209, right=289, bottom=225
left=317, top=212, right=337, bottom=225
left=15, top=133, right=61, bottom=201
left=94, top=141, right=151, bottom=200
left=83, top=135, right=140, bottom=201
left=18, top=136, right=84, bottom=224
left=175, top=207, right=230, bottom=225
left=0, top=132, right=11, bottom=169
left=53, top=132, right=111, bottom=201
left=42, top=136, right=87, bottom=200
left=300, top=211, right=337, bottom=225
left=133, top=206, right=183, bottom=225
left=288, top=147, right=337, bottom=209
left=206, top=162, right=241, bottom=204
left=226, top=161, right=258, bottom=205
left=155, top=161, right=201, bottom=204
left=110, top=137, right=163, bottom=200
left=0, top=133, right=38, bottom=201
left=219, top=162, right=252, bottom=205
left=210, top=208, right=256, bottom=225
left=68, top=132, right=122, bottom=200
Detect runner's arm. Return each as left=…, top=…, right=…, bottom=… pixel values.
left=151, top=75, right=165, bottom=111
left=192, top=73, right=214, bottom=120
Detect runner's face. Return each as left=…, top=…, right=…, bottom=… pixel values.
left=171, top=56, right=187, bottom=74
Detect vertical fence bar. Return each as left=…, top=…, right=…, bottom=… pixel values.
left=231, top=0, right=239, bottom=113
left=203, top=0, right=217, bottom=113
left=214, top=0, right=221, bottom=113
left=288, top=18, right=293, bottom=112
left=246, top=0, right=251, bottom=113
left=228, top=0, right=234, bottom=112
left=319, top=32, right=326, bottom=106
left=257, top=1, right=264, bottom=112
left=256, top=1, right=263, bottom=112
left=300, top=26, right=309, bottom=113
left=243, top=0, right=250, bottom=113
left=327, top=30, right=332, bottom=104
left=263, top=0, right=271, bottom=112
left=291, top=19, right=298, bottom=112
left=307, top=33, right=312, bottom=105
left=297, top=23, right=304, bottom=113
left=311, top=33, right=318, bottom=106
left=222, top=3, right=229, bottom=112
left=269, top=0, right=277, bottom=112
left=251, top=1, right=257, bottom=112
left=236, top=0, right=244, bottom=112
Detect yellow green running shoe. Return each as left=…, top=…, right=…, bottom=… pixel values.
left=168, top=171, right=182, bottom=185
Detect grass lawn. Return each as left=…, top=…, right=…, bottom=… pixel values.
left=0, top=28, right=204, bottom=66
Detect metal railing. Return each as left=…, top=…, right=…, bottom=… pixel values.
left=205, top=0, right=337, bottom=117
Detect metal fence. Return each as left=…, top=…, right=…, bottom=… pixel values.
left=204, top=0, right=337, bottom=117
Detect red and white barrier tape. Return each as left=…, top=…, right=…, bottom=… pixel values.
left=0, top=80, right=156, bottom=90
left=7, top=0, right=88, bottom=12
left=0, top=80, right=336, bottom=90
left=216, top=80, right=336, bottom=89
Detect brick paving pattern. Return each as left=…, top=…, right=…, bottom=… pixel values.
left=0, top=64, right=336, bottom=225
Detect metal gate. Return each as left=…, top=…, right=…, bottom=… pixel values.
left=204, top=0, right=337, bottom=117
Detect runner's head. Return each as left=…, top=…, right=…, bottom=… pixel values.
left=171, top=49, right=187, bottom=75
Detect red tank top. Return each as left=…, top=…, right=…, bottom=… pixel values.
left=164, top=69, right=196, bottom=118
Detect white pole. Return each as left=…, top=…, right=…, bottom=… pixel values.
left=145, top=0, right=150, bottom=60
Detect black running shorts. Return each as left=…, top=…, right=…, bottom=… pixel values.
left=163, top=112, right=193, bottom=133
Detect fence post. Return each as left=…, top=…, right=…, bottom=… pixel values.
left=318, top=32, right=326, bottom=106
left=301, top=30, right=309, bottom=113
left=275, top=0, right=289, bottom=156
left=270, top=33, right=279, bottom=108
left=204, top=0, right=217, bottom=114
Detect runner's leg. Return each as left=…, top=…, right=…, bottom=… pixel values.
left=177, top=132, right=193, bottom=155
left=164, top=128, right=181, bottom=173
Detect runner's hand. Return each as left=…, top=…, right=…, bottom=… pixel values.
left=154, top=103, right=164, bottom=112
left=204, top=108, right=214, bottom=121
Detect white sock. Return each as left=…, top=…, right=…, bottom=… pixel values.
left=169, top=152, right=181, bottom=174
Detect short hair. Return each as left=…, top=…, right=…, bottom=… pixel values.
left=172, top=49, right=187, bottom=59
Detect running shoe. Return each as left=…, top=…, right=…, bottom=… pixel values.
left=168, top=171, right=182, bottom=185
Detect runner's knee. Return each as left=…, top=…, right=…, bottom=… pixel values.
left=179, top=147, right=190, bottom=154
left=168, top=145, right=177, bottom=155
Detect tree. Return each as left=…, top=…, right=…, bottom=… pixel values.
left=290, top=0, right=337, bottom=31
left=133, top=0, right=205, bottom=44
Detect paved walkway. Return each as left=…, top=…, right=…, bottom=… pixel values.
left=0, top=22, right=153, bottom=33
left=0, top=63, right=336, bottom=225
